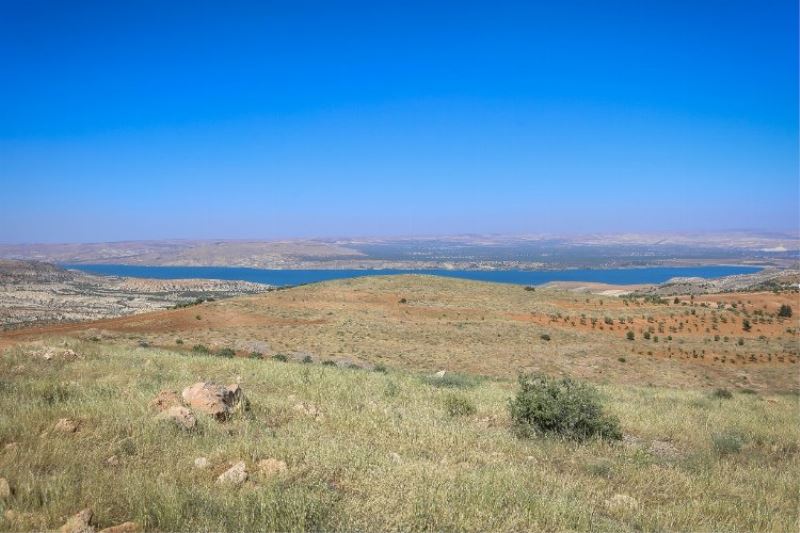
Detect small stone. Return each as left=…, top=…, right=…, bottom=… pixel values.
left=59, top=508, right=95, bottom=533
left=157, top=406, right=196, bottom=430
left=54, top=418, right=79, bottom=433
left=216, top=461, right=248, bottom=486
left=99, top=522, right=139, bottom=533
left=605, top=494, right=639, bottom=513
left=388, top=452, right=402, bottom=464
left=434, top=370, right=447, bottom=378
left=105, top=455, right=119, bottom=467
left=194, top=457, right=210, bottom=469
left=257, top=458, right=288, bottom=478
left=0, top=477, right=10, bottom=499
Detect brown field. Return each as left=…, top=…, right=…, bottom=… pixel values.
left=3, top=275, right=798, bottom=392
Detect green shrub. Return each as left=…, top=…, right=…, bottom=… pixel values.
left=191, top=344, right=209, bottom=354
left=778, top=304, right=793, bottom=318
left=374, top=363, right=388, bottom=373
left=175, top=338, right=183, bottom=345
left=321, top=360, right=336, bottom=367
left=272, top=354, right=289, bottom=362
left=540, top=334, right=551, bottom=341
left=302, top=355, right=313, bottom=364
left=711, top=388, right=733, bottom=399
left=508, top=373, right=622, bottom=441
left=617, top=357, right=626, bottom=363
left=215, top=348, right=236, bottom=358
left=249, top=351, right=263, bottom=360
left=626, top=331, right=635, bottom=341
left=443, top=393, right=477, bottom=417
left=712, top=431, right=744, bottom=455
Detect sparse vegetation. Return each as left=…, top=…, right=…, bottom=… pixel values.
left=443, top=392, right=477, bottom=417
left=712, top=430, right=745, bottom=455
left=711, top=388, right=733, bottom=399
left=422, top=372, right=479, bottom=389
left=215, top=347, right=236, bottom=358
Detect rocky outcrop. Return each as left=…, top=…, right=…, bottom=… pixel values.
left=181, top=382, right=245, bottom=420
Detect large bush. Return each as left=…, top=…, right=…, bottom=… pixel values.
left=508, top=373, right=621, bottom=441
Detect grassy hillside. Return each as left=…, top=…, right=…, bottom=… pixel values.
left=3, top=275, right=797, bottom=391
left=1, top=340, right=797, bottom=531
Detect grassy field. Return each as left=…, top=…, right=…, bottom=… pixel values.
left=1, top=340, right=798, bottom=532
left=2, top=276, right=798, bottom=392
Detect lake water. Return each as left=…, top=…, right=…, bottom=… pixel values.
left=63, top=264, right=763, bottom=287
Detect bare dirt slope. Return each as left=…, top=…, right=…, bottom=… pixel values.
left=3, top=274, right=797, bottom=391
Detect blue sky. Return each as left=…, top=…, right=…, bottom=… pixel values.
left=1, top=0, right=797, bottom=243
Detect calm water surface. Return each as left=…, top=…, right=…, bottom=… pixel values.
left=63, top=264, right=763, bottom=287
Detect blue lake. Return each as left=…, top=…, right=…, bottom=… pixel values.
left=62, top=264, right=763, bottom=287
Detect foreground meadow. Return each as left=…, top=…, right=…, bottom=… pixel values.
left=0, top=341, right=797, bottom=532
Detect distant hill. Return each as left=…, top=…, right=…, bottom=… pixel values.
left=1, top=232, right=797, bottom=270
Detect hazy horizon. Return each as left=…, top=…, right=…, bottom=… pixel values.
left=2, top=1, right=798, bottom=243
left=0, top=228, right=799, bottom=247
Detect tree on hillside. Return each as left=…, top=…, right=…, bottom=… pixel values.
left=778, top=304, right=793, bottom=318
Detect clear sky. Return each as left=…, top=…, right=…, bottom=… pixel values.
left=1, top=0, right=797, bottom=243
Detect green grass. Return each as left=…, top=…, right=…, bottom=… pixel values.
left=0, top=340, right=798, bottom=531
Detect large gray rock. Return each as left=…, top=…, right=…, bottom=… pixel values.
left=181, top=382, right=244, bottom=421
